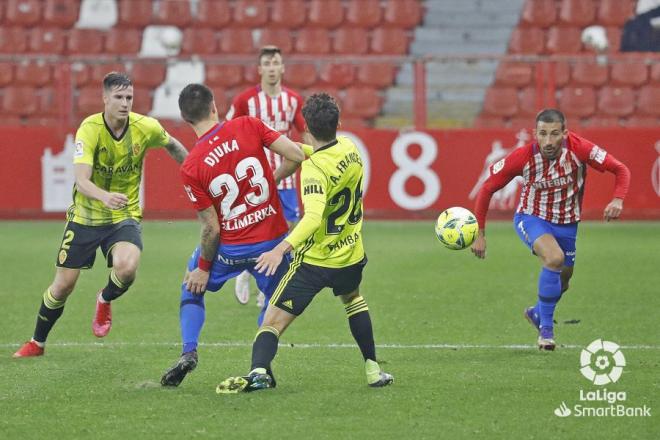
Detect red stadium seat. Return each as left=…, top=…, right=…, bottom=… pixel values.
left=14, top=61, right=52, bottom=87
left=117, top=0, right=152, bottom=28
left=44, top=0, right=80, bottom=28
left=610, top=59, right=648, bottom=87
left=208, top=88, right=229, bottom=115
left=605, top=27, right=622, bottom=53
left=571, top=60, right=608, bottom=86
left=308, top=0, right=344, bottom=29
left=651, top=63, right=660, bottom=82
left=0, top=63, right=14, bottom=86
left=509, top=117, right=535, bottom=129
left=558, top=86, right=596, bottom=118
left=105, top=28, right=142, bottom=55
left=355, top=63, right=397, bottom=88
left=319, top=63, right=355, bottom=89
left=494, top=62, right=533, bottom=87
left=509, top=28, right=545, bottom=54
left=243, top=65, right=259, bottom=85
left=346, top=0, right=382, bottom=29
left=625, top=115, right=659, bottom=126
left=294, top=28, right=330, bottom=54
left=597, top=0, right=635, bottom=26
left=636, top=86, right=660, bottom=116
left=130, top=63, right=167, bottom=88
left=205, top=64, right=244, bottom=88
left=474, top=116, right=508, bottom=128
left=131, top=86, right=152, bottom=115
left=283, top=64, right=318, bottom=89
left=333, top=28, right=369, bottom=55
left=154, top=0, right=191, bottom=27
left=542, top=61, right=571, bottom=87
left=6, top=0, right=42, bottom=26
left=76, top=86, right=102, bottom=116
left=340, top=117, right=369, bottom=128
left=370, top=28, right=408, bottom=55
left=53, top=63, right=92, bottom=87
left=558, top=0, right=596, bottom=27
left=383, top=0, right=422, bottom=29
left=0, top=27, right=28, bottom=53
left=67, top=29, right=104, bottom=54
left=518, top=87, right=542, bottom=116
left=194, top=0, right=230, bottom=27
left=219, top=28, right=255, bottom=54
left=0, top=2, right=4, bottom=22
left=342, top=87, right=382, bottom=118
left=482, top=87, right=519, bottom=117
left=271, top=0, right=306, bottom=29
left=546, top=27, right=582, bottom=54
left=3, top=87, right=39, bottom=116
left=597, top=86, right=635, bottom=117
left=581, top=116, right=622, bottom=127
left=255, top=29, right=293, bottom=53
left=38, top=86, right=60, bottom=117
left=29, top=28, right=65, bottom=54
left=520, top=0, right=558, bottom=28
left=233, top=0, right=268, bottom=27
left=180, top=28, right=218, bottom=55
left=89, top=63, right=126, bottom=84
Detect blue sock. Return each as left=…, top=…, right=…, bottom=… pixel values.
left=538, top=267, right=562, bottom=329
left=180, top=286, right=205, bottom=354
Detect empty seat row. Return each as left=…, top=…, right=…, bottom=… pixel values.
left=475, top=114, right=660, bottom=129
left=0, top=0, right=421, bottom=30
left=0, top=26, right=411, bottom=55
left=481, top=86, right=660, bottom=119
left=509, top=27, right=623, bottom=54
left=520, top=0, right=636, bottom=28
left=494, top=59, right=659, bottom=88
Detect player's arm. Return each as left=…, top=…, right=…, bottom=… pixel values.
left=163, top=135, right=188, bottom=164
left=73, top=164, right=128, bottom=209
left=269, top=135, right=305, bottom=183
left=255, top=164, right=327, bottom=276
left=471, top=149, right=526, bottom=259
left=185, top=206, right=220, bottom=295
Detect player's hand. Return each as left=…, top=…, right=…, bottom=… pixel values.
left=471, top=234, right=487, bottom=259
left=185, top=268, right=210, bottom=294
left=603, top=198, right=623, bottom=222
left=255, top=249, right=283, bottom=276
left=102, top=192, right=129, bottom=210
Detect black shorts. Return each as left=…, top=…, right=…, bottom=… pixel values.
left=55, top=219, right=143, bottom=269
left=270, top=256, right=367, bottom=316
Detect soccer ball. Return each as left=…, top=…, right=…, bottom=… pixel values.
left=434, top=207, right=479, bottom=250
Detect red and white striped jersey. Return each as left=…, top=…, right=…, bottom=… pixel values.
left=226, top=85, right=305, bottom=190
left=475, top=132, right=630, bottom=228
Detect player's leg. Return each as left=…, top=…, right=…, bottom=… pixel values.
left=14, top=221, right=98, bottom=358
left=250, top=247, right=292, bottom=327
left=93, top=220, right=143, bottom=337
left=162, top=247, right=230, bottom=387
left=335, top=259, right=393, bottom=387
left=532, top=233, right=564, bottom=350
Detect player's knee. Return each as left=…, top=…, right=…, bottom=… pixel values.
left=113, top=256, right=139, bottom=280
left=340, top=290, right=360, bottom=304
left=544, top=252, right=564, bottom=271
left=50, top=281, right=75, bottom=299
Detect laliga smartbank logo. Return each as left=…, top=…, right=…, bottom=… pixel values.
left=553, top=339, right=652, bottom=418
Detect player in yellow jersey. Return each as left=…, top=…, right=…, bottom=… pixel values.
left=13, top=72, right=188, bottom=358
left=217, top=93, right=393, bottom=392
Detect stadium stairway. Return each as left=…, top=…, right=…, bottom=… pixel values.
left=379, top=0, right=526, bottom=128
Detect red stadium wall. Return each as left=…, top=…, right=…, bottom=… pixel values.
left=1, top=128, right=659, bottom=220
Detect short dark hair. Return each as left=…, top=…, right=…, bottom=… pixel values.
left=302, top=93, right=339, bottom=142
left=103, top=72, right=132, bottom=91
left=536, top=108, right=566, bottom=130
left=258, top=45, right=282, bottom=63
left=178, top=83, right=214, bottom=124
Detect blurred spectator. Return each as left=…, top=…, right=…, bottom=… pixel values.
left=621, top=1, right=660, bottom=51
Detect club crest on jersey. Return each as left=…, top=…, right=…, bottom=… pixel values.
left=589, top=146, right=607, bottom=164
left=58, top=250, right=67, bottom=264
left=492, top=158, right=505, bottom=174
left=74, top=141, right=84, bottom=158
left=132, top=143, right=142, bottom=156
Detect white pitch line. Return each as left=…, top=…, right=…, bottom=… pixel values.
left=2, top=342, right=659, bottom=350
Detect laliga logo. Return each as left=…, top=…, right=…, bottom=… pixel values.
left=580, top=339, right=626, bottom=385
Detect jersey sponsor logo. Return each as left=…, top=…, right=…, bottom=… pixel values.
left=303, top=184, right=324, bottom=195
left=531, top=174, right=574, bottom=190
left=492, top=158, right=505, bottom=174
left=327, top=232, right=360, bottom=252
left=222, top=204, right=277, bottom=231
left=184, top=185, right=197, bottom=202
left=203, top=139, right=240, bottom=167
left=94, top=162, right=142, bottom=175
left=74, top=140, right=84, bottom=158
left=589, top=146, right=607, bottom=164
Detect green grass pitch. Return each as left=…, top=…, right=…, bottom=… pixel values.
left=1, top=220, right=658, bottom=439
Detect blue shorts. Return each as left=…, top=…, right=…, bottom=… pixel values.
left=278, top=188, right=300, bottom=222
left=186, top=234, right=291, bottom=296
left=513, top=213, right=578, bottom=267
